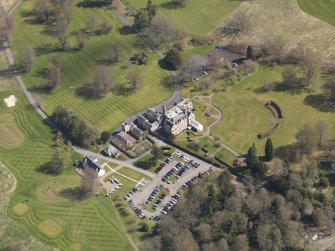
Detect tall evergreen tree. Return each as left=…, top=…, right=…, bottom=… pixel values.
left=265, top=138, right=274, bottom=161
left=246, top=143, right=258, bottom=169
left=247, top=45, right=255, bottom=60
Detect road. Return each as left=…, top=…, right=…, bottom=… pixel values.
left=111, top=4, right=181, bottom=130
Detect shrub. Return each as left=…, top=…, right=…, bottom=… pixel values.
left=140, top=223, right=150, bottom=232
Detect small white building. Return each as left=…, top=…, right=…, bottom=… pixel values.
left=189, top=120, right=204, bottom=132
left=83, top=156, right=106, bottom=178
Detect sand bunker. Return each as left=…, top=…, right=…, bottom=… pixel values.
left=4, top=95, right=17, bottom=107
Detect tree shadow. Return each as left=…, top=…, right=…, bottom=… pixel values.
left=0, top=67, right=13, bottom=78
left=118, top=26, right=137, bottom=35
left=160, top=1, right=185, bottom=9
left=35, top=161, right=58, bottom=175
left=35, top=44, right=60, bottom=56
left=304, top=93, right=335, bottom=113
left=59, top=187, right=88, bottom=201
left=273, top=82, right=304, bottom=94
left=274, top=144, right=300, bottom=163
left=77, top=0, right=111, bottom=8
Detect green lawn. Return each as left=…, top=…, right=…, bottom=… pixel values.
left=11, top=0, right=172, bottom=132
left=117, top=167, right=152, bottom=181
left=209, top=65, right=335, bottom=154
left=298, top=0, right=335, bottom=27
left=123, top=0, right=242, bottom=36
left=0, top=51, right=147, bottom=250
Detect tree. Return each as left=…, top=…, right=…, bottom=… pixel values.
left=282, top=67, right=300, bottom=89
left=126, top=70, right=142, bottom=91
left=246, top=143, right=258, bottom=169
left=268, top=158, right=287, bottom=178
left=221, top=8, right=250, bottom=37
left=85, top=66, right=115, bottom=98
left=295, top=124, right=317, bottom=154
left=251, top=161, right=268, bottom=180
left=109, top=43, right=123, bottom=63
left=324, top=75, right=335, bottom=101
left=85, top=14, right=97, bottom=34
left=0, top=14, right=15, bottom=45
left=179, top=58, right=203, bottom=82
left=133, top=9, right=150, bottom=30
left=146, top=0, right=157, bottom=23
left=4, top=240, right=26, bottom=251
left=48, top=64, right=61, bottom=89
left=54, top=17, right=69, bottom=49
left=163, top=49, right=182, bottom=70
left=140, top=222, right=150, bottom=232
left=130, top=51, right=149, bottom=65
left=49, top=55, right=62, bottom=69
left=36, top=0, right=51, bottom=22
left=143, top=16, right=187, bottom=49
left=269, top=34, right=287, bottom=63
left=100, top=131, right=111, bottom=144
left=246, top=45, right=255, bottom=60
left=75, top=32, right=86, bottom=50
left=51, top=106, right=98, bottom=146
left=98, top=18, right=113, bottom=34
left=19, top=45, right=35, bottom=72
left=39, top=147, right=66, bottom=174
left=151, top=146, right=162, bottom=159
left=315, top=120, right=327, bottom=147
left=79, top=167, right=102, bottom=197
left=265, top=138, right=274, bottom=161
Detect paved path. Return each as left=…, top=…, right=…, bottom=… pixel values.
left=73, top=146, right=155, bottom=178
left=111, top=3, right=181, bottom=130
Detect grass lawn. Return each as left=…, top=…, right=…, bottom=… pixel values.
left=204, top=65, right=335, bottom=154
left=298, top=0, right=335, bottom=27
left=0, top=51, right=146, bottom=250
left=117, top=167, right=152, bottom=181
left=123, top=0, right=242, bottom=36
left=11, top=0, right=172, bottom=132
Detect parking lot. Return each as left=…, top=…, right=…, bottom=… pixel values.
left=125, top=149, right=215, bottom=219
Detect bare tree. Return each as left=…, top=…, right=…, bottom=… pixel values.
left=315, top=120, right=328, bottom=147
left=109, top=43, right=123, bottom=63
left=85, top=14, right=97, bottom=34
left=48, top=64, right=61, bottom=89
left=269, top=158, right=288, bottom=178
left=54, top=17, right=69, bottom=49
left=36, top=0, right=51, bottom=22
left=324, top=75, right=335, bottom=101
left=80, top=167, right=101, bottom=196
left=126, top=70, right=142, bottom=90
left=19, top=45, right=35, bottom=72
left=295, top=124, right=318, bottom=154
left=143, top=16, right=187, bottom=49
left=221, top=8, right=251, bottom=37
left=268, top=34, right=287, bottom=62
left=0, top=14, right=15, bottom=45
left=49, top=55, right=62, bottom=69
left=179, top=58, right=203, bottom=82
left=4, top=240, right=26, bottom=251
left=98, top=18, right=113, bottom=34
left=75, top=32, right=86, bottom=50
left=85, top=66, right=115, bottom=98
